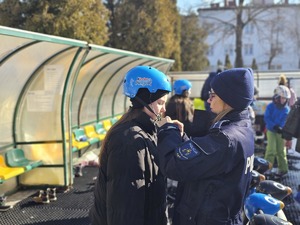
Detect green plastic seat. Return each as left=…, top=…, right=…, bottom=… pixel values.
left=73, top=128, right=99, bottom=145
left=5, top=148, right=43, bottom=171
left=72, top=146, right=79, bottom=152
left=111, top=117, right=118, bottom=125
left=94, top=122, right=107, bottom=135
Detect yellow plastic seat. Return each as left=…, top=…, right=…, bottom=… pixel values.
left=72, top=133, right=89, bottom=151
left=0, top=155, right=25, bottom=182
left=102, top=119, right=112, bottom=131
left=84, top=125, right=105, bottom=141
left=73, top=128, right=99, bottom=145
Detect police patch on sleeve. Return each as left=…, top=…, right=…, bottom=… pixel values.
left=176, top=140, right=200, bottom=160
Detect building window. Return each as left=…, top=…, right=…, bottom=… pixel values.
left=244, top=44, right=253, bottom=55
left=207, top=45, right=214, bottom=56
left=204, top=23, right=215, bottom=35
left=244, top=23, right=254, bottom=34
left=271, top=42, right=283, bottom=54
left=224, top=24, right=233, bottom=33
left=225, top=44, right=234, bottom=55
left=270, top=64, right=282, bottom=70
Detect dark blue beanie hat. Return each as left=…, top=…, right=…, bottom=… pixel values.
left=210, top=68, right=254, bottom=110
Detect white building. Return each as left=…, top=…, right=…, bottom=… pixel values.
left=197, top=0, right=300, bottom=71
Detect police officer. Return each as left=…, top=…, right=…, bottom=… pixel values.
left=90, top=66, right=171, bottom=225
left=157, top=68, right=255, bottom=225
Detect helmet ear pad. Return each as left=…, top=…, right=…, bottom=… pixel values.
left=130, top=88, right=169, bottom=109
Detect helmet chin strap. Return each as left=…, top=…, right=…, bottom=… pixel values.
left=134, top=96, right=162, bottom=122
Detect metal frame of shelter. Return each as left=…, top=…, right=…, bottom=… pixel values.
left=0, top=26, right=174, bottom=189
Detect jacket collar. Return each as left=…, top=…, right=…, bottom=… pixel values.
left=222, top=109, right=250, bottom=122
left=133, top=112, right=156, bottom=135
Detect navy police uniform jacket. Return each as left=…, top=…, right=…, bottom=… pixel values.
left=89, top=112, right=167, bottom=225
left=157, top=110, right=254, bottom=225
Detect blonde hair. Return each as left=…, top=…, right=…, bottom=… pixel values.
left=278, top=74, right=288, bottom=86
left=213, top=108, right=233, bottom=123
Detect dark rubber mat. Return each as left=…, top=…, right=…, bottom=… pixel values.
left=282, top=155, right=300, bottom=225
left=0, top=166, right=98, bottom=225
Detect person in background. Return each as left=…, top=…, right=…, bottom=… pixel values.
left=278, top=74, right=297, bottom=107
left=200, top=67, right=223, bottom=111
left=165, top=79, right=194, bottom=224
left=282, top=99, right=300, bottom=156
left=165, top=79, right=194, bottom=137
left=250, top=86, right=266, bottom=148
left=89, top=66, right=171, bottom=225
left=264, top=85, right=291, bottom=177
left=248, top=86, right=259, bottom=126
left=278, top=74, right=298, bottom=156
left=157, top=68, right=255, bottom=225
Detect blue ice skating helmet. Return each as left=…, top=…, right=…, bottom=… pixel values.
left=173, top=79, right=192, bottom=95
left=123, top=66, right=171, bottom=98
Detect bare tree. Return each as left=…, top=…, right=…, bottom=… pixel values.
left=285, top=7, right=300, bottom=69
left=198, top=1, right=276, bottom=67
left=255, top=8, right=286, bottom=69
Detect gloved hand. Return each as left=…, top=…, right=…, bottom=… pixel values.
left=273, top=125, right=282, bottom=134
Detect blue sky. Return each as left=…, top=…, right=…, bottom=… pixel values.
left=177, top=0, right=200, bottom=13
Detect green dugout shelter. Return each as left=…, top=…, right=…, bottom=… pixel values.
left=0, top=25, right=174, bottom=191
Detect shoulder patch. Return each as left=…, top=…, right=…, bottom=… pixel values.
left=176, top=140, right=200, bottom=160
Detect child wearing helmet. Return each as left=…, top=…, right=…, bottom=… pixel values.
left=264, top=85, right=291, bottom=177
left=90, top=66, right=171, bottom=225
left=278, top=74, right=297, bottom=107
left=165, top=79, right=194, bottom=136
